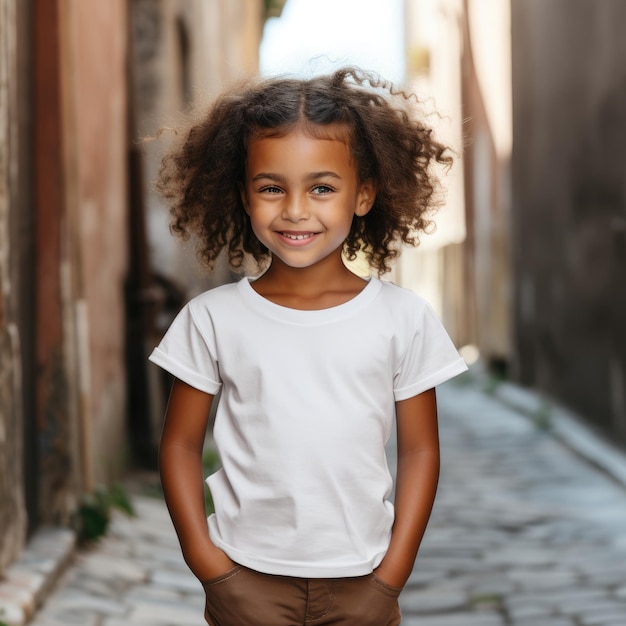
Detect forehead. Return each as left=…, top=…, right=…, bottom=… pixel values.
left=246, top=124, right=356, bottom=172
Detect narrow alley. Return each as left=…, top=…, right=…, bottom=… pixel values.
left=2, top=2, right=626, bottom=626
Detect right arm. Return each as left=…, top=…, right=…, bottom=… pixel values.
left=159, top=378, right=235, bottom=582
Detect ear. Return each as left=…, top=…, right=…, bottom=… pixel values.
left=355, top=179, right=376, bottom=217
left=239, top=183, right=250, bottom=215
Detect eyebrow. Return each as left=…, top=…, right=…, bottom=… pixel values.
left=251, top=171, right=342, bottom=183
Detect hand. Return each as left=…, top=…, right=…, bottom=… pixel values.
left=373, top=561, right=407, bottom=590
left=183, top=538, right=237, bottom=583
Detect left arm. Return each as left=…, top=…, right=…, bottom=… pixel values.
left=374, top=388, right=440, bottom=588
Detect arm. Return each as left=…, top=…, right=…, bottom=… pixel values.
left=374, top=388, right=440, bottom=588
left=159, top=378, right=235, bottom=582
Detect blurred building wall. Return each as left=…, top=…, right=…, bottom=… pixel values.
left=462, top=0, right=513, bottom=369
left=66, top=0, right=130, bottom=487
left=34, top=0, right=130, bottom=520
left=0, top=0, right=30, bottom=572
left=400, top=0, right=467, bottom=336
left=401, top=0, right=512, bottom=368
left=0, top=0, right=129, bottom=574
left=511, top=0, right=626, bottom=443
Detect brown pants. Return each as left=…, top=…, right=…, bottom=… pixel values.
left=203, top=565, right=402, bottom=626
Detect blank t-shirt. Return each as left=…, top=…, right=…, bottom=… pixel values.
left=149, top=276, right=467, bottom=577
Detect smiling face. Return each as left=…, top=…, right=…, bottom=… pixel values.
left=241, top=124, right=375, bottom=272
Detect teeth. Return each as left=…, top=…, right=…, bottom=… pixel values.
left=282, top=232, right=314, bottom=240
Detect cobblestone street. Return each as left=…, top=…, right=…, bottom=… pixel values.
left=400, top=379, right=626, bottom=626
left=20, top=374, right=626, bottom=625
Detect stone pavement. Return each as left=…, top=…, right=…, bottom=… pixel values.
left=11, top=372, right=626, bottom=625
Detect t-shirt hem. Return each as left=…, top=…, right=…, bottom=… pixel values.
left=213, top=538, right=384, bottom=578
left=394, top=357, right=468, bottom=401
left=148, top=348, right=222, bottom=395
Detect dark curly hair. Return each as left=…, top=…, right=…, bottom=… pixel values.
left=156, top=67, right=452, bottom=275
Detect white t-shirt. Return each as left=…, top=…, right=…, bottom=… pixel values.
left=149, top=276, right=467, bottom=578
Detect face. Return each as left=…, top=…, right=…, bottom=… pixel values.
left=241, top=125, right=375, bottom=271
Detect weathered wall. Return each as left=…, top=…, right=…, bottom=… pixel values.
left=31, top=0, right=130, bottom=524
left=68, top=0, right=130, bottom=484
left=2, top=0, right=130, bottom=540
left=0, top=0, right=28, bottom=570
left=511, top=0, right=626, bottom=442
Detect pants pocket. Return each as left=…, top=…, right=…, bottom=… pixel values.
left=203, top=565, right=245, bottom=626
left=327, top=574, right=402, bottom=626
left=370, top=573, right=404, bottom=597
left=204, top=566, right=306, bottom=626
left=202, top=564, right=243, bottom=588
left=360, top=574, right=402, bottom=626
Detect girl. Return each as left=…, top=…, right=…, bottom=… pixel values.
left=149, top=68, right=467, bottom=625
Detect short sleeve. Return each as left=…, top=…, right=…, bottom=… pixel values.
left=393, top=301, right=468, bottom=401
left=148, top=302, right=222, bottom=395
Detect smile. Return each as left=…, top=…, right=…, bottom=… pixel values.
left=279, top=232, right=317, bottom=240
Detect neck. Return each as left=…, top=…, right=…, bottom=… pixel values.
left=252, top=252, right=369, bottom=309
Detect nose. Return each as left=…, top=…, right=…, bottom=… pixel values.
left=281, top=193, right=309, bottom=222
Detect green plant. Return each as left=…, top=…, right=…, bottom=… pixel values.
left=483, top=373, right=505, bottom=395
left=533, top=399, right=553, bottom=431
left=469, top=592, right=502, bottom=610
left=75, top=483, right=135, bottom=543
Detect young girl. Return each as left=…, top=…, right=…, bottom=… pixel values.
left=149, top=67, right=467, bottom=626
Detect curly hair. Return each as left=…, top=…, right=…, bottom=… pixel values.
left=156, top=67, right=452, bottom=275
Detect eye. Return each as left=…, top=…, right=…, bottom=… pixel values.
left=259, top=185, right=283, bottom=194
left=311, top=184, right=334, bottom=195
